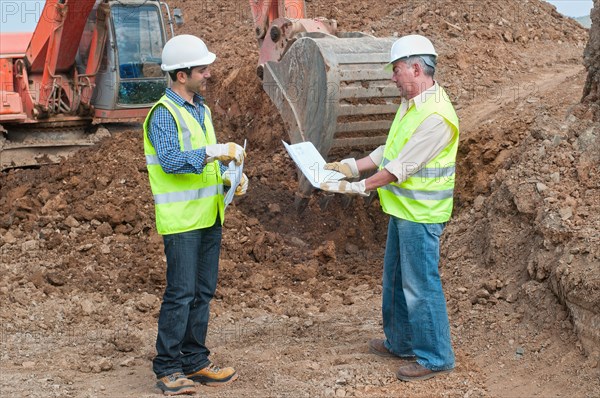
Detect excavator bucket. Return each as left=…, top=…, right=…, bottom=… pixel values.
left=262, top=33, right=397, bottom=195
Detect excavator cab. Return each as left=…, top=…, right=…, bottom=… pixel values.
left=85, top=0, right=168, bottom=119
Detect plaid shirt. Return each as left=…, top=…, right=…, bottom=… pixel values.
left=148, top=88, right=226, bottom=175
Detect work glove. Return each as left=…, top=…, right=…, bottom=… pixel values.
left=324, top=158, right=359, bottom=179
left=205, top=143, right=246, bottom=165
left=236, top=173, right=248, bottom=196
left=222, top=172, right=249, bottom=196
left=320, top=179, right=368, bottom=197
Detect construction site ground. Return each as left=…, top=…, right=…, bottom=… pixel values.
left=1, top=1, right=599, bottom=397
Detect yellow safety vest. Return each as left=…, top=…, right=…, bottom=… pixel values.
left=377, top=86, right=460, bottom=223
left=143, top=95, right=224, bottom=235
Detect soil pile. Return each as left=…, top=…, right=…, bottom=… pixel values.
left=0, top=0, right=599, bottom=397
left=583, top=0, right=600, bottom=120
left=171, top=0, right=589, bottom=150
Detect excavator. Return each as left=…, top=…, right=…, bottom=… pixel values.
left=250, top=0, right=397, bottom=200
left=1, top=0, right=397, bottom=202
left=0, top=0, right=180, bottom=169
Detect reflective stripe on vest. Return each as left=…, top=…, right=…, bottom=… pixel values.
left=161, top=98, right=193, bottom=151
left=153, top=185, right=225, bottom=205
left=146, top=155, right=159, bottom=165
left=381, top=159, right=456, bottom=179
left=377, top=85, right=460, bottom=223
left=379, top=185, right=454, bottom=201
left=143, top=94, right=224, bottom=235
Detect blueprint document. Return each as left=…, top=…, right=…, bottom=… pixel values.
left=283, top=141, right=345, bottom=188
left=224, top=140, right=246, bottom=208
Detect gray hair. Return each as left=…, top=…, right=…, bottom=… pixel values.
left=404, top=55, right=436, bottom=77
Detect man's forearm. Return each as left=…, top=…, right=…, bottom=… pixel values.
left=356, top=156, right=379, bottom=173
left=364, top=169, right=397, bottom=191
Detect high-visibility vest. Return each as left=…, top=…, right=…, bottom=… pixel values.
left=377, top=86, right=460, bottom=223
left=143, top=95, right=224, bottom=235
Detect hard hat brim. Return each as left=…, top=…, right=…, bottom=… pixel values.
left=384, top=57, right=405, bottom=72
left=161, top=52, right=216, bottom=72
left=383, top=54, right=437, bottom=71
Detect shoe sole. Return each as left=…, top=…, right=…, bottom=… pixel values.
left=190, top=372, right=238, bottom=387
left=396, top=368, right=453, bottom=382
left=158, top=385, right=197, bottom=396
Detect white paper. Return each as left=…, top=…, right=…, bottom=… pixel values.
left=282, top=141, right=345, bottom=188
left=224, top=140, right=246, bottom=208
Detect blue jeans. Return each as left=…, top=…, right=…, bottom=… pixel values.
left=382, top=217, right=455, bottom=371
left=153, top=219, right=222, bottom=378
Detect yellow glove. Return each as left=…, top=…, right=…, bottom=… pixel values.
left=222, top=172, right=248, bottom=196
left=324, top=158, right=359, bottom=179
left=206, top=143, right=246, bottom=165
left=320, top=179, right=368, bottom=197
left=235, top=173, right=248, bottom=196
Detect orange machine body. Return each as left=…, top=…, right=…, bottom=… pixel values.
left=0, top=0, right=170, bottom=127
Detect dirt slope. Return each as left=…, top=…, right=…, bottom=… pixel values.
left=0, top=0, right=599, bottom=397
left=583, top=0, right=600, bottom=119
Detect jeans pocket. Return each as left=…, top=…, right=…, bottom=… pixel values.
left=423, top=222, right=444, bottom=239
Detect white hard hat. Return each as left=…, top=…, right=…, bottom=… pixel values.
left=161, top=35, right=216, bottom=72
left=384, top=34, right=438, bottom=71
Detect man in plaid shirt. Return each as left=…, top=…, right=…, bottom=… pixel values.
left=143, top=35, right=247, bottom=396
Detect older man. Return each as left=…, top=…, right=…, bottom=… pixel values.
left=321, top=34, right=459, bottom=381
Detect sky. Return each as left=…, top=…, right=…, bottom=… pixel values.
left=0, top=0, right=595, bottom=33
left=546, top=0, right=594, bottom=17
left=1, top=0, right=45, bottom=32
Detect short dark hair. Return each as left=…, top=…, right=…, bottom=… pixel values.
left=168, top=68, right=192, bottom=81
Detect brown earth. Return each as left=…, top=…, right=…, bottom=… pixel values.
left=583, top=0, right=600, bottom=120
left=1, top=0, right=599, bottom=397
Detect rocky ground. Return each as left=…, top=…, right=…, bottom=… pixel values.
left=1, top=0, right=599, bottom=397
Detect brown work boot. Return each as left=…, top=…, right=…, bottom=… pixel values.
left=185, top=363, right=238, bottom=386
left=156, top=372, right=196, bottom=396
left=368, top=339, right=416, bottom=360
left=396, top=362, right=453, bottom=381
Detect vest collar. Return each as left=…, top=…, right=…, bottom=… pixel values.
left=166, top=88, right=205, bottom=107
left=401, top=82, right=439, bottom=112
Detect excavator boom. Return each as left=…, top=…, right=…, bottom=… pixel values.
left=26, top=0, right=97, bottom=73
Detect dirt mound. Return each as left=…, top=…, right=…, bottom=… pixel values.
left=171, top=0, right=589, bottom=150
left=449, top=70, right=600, bottom=356
left=583, top=0, right=600, bottom=120
left=1, top=0, right=599, bottom=396
left=0, top=129, right=386, bottom=297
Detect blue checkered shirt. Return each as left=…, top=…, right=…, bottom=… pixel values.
left=148, top=88, right=226, bottom=175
